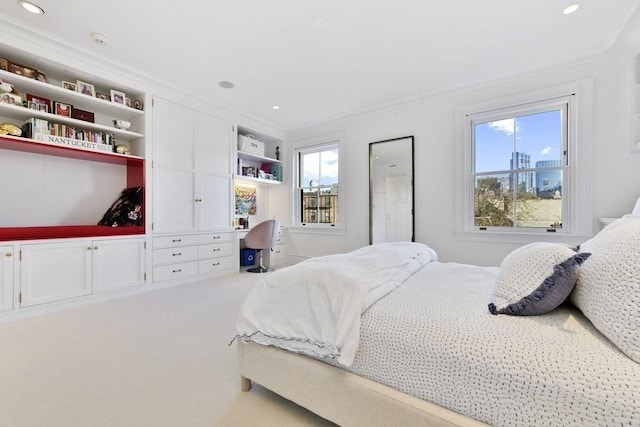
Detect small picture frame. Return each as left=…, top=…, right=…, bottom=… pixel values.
left=0, top=93, right=22, bottom=105
left=8, top=62, right=36, bottom=79
left=55, top=102, right=72, bottom=117
left=35, top=71, right=47, bottom=83
left=28, top=101, right=38, bottom=110
left=62, top=81, right=77, bottom=91
left=37, top=103, right=48, bottom=113
left=110, top=89, right=125, bottom=105
left=26, top=93, right=52, bottom=111
left=96, top=91, right=110, bottom=101
left=0, top=58, right=8, bottom=71
left=77, top=80, right=95, bottom=97
left=125, top=97, right=131, bottom=107
left=133, top=99, right=143, bottom=110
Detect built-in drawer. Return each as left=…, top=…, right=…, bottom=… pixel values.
left=153, top=234, right=199, bottom=248
left=198, top=256, right=234, bottom=274
left=198, top=233, right=233, bottom=244
left=198, top=242, right=233, bottom=259
left=153, top=245, right=199, bottom=266
left=274, top=236, right=285, bottom=245
left=152, top=261, right=198, bottom=282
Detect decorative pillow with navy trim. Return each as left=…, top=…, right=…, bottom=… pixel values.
left=488, top=242, right=590, bottom=316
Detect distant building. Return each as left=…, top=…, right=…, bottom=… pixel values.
left=535, top=160, right=562, bottom=198
left=510, top=152, right=534, bottom=194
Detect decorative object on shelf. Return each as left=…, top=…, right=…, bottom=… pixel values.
left=238, top=134, right=265, bottom=156
left=0, top=92, right=21, bottom=105
left=26, top=93, right=51, bottom=111
left=96, top=91, right=110, bottom=101
left=8, top=62, right=36, bottom=79
left=70, top=108, right=95, bottom=123
left=0, top=122, right=22, bottom=136
left=0, top=58, right=7, bottom=71
left=35, top=71, right=47, bottom=83
left=77, top=80, right=96, bottom=97
left=275, top=146, right=280, bottom=160
left=110, top=89, right=125, bottom=104
left=113, top=119, right=131, bottom=130
left=98, top=186, right=143, bottom=228
left=115, top=144, right=130, bottom=154
left=62, top=81, right=77, bottom=91
left=125, top=97, right=131, bottom=107
left=242, top=166, right=257, bottom=177
left=0, top=78, right=14, bottom=93
left=54, top=102, right=71, bottom=117
left=133, top=99, right=143, bottom=110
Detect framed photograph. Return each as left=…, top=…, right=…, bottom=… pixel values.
left=35, top=71, right=47, bottom=83
left=28, top=101, right=38, bottom=110
left=96, top=91, right=110, bottom=101
left=110, top=89, right=125, bottom=105
left=76, top=80, right=95, bottom=97
left=0, top=58, right=7, bottom=71
left=62, top=81, right=77, bottom=91
left=26, top=93, right=51, bottom=111
left=0, top=93, right=22, bottom=105
left=8, top=62, right=36, bottom=79
left=54, top=102, right=72, bottom=117
left=133, top=99, right=143, bottom=110
left=125, top=97, right=131, bottom=107
left=37, top=104, right=48, bottom=113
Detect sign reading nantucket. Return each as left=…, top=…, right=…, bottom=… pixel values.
left=33, top=133, right=113, bottom=153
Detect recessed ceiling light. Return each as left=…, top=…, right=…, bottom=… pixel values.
left=219, top=81, right=235, bottom=89
left=91, top=32, right=110, bottom=46
left=272, top=105, right=280, bottom=110
left=19, top=1, right=44, bottom=14
left=563, top=4, right=580, bottom=15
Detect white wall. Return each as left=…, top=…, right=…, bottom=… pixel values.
left=286, top=52, right=640, bottom=266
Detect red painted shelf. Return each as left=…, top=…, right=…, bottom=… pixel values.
left=0, top=134, right=145, bottom=241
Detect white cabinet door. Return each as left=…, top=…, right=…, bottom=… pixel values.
left=21, top=241, right=92, bottom=307
left=198, top=173, right=232, bottom=231
left=197, top=112, right=232, bottom=175
left=0, top=246, right=13, bottom=312
left=153, top=168, right=197, bottom=233
left=153, top=97, right=196, bottom=170
left=93, top=238, right=146, bottom=293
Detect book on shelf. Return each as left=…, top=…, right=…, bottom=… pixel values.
left=21, top=118, right=115, bottom=153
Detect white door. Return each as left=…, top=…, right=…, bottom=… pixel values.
left=21, top=241, right=92, bottom=307
left=93, top=238, right=146, bottom=293
left=198, top=173, right=232, bottom=231
left=153, top=168, right=197, bottom=233
left=385, top=176, right=412, bottom=242
left=152, top=97, right=196, bottom=170
left=0, top=246, right=13, bottom=312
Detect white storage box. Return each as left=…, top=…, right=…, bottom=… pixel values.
left=238, top=134, right=265, bottom=156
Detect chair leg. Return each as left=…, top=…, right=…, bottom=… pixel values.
left=247, top=249, right=269, bottom=273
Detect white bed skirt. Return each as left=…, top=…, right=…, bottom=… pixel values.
left=237, top=341, right=489, bottom=427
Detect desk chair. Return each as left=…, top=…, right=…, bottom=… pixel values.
left=243, top=219, right=281, bottom=273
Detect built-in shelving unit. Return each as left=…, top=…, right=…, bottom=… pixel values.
left=235, top=127, right=283, bottom=185
left=236, top=150, right=283, bottom=185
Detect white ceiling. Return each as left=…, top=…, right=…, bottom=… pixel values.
left=2, top=0, right=640, bottom=130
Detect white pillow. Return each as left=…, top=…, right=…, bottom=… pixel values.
left=570, top=215, right=640, bottom=363
left=489, top=242, right=589, bottom=316
left=632, top=196, right=640, bottom=216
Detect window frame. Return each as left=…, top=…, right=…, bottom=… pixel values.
left=469, top=97, right=570, bottom=233
left=454, top=80, right=594, bottom=245
left=292, top=134, right=345, bottom=230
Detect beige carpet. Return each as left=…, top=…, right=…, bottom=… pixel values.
left=0, top=273, right=336, bottom=427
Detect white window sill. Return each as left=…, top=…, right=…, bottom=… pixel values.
left=287, top=225, right=346, bottom=236
left=454, top=231, right=592, bottom=246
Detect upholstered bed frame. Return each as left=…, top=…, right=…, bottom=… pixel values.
left=238, top=341, right=488, bottom=427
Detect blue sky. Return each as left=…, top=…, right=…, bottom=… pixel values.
left=301, top=148, right=339, bottom=187
left=475, top=109, right=562, bottom=173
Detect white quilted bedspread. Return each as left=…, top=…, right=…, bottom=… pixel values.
left=334, top=262, right=640, bottom=427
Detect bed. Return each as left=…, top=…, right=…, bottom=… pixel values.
left=234, top=215, right=640, bottom=426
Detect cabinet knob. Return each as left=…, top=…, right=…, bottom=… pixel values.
left=5, top=252, right=12, bottom=257
left=94, top=246, right=99, bottom=250
left=88, top=247, right=93, bottom=250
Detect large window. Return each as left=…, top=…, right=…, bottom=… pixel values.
left=296, top=142, right=339, bottom=226
left=470, top=97, right=570, bottom=232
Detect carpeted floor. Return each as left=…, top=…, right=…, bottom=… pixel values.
left=0, top=273, right=336, bottom=427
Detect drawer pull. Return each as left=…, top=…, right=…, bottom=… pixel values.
left=172, top=252, right=182, bottom=256
left=172, top=239, right=182, bottom=243
left=212, top=262, right=220, bottom=267
left=213, top=236, right=220, bottom=239
left=172, top=269, right=182, bottom=273
left=213, top=248, right=220, bottom=252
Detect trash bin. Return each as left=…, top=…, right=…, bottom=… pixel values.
left=240, top=248, right=256, bottom=266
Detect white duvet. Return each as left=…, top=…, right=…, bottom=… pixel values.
left=234, top=241, right=437, bottom=366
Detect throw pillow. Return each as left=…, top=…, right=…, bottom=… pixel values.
left=570, top=214, right=640, bottom=363
left=489, top=242, right=590, bottom=316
